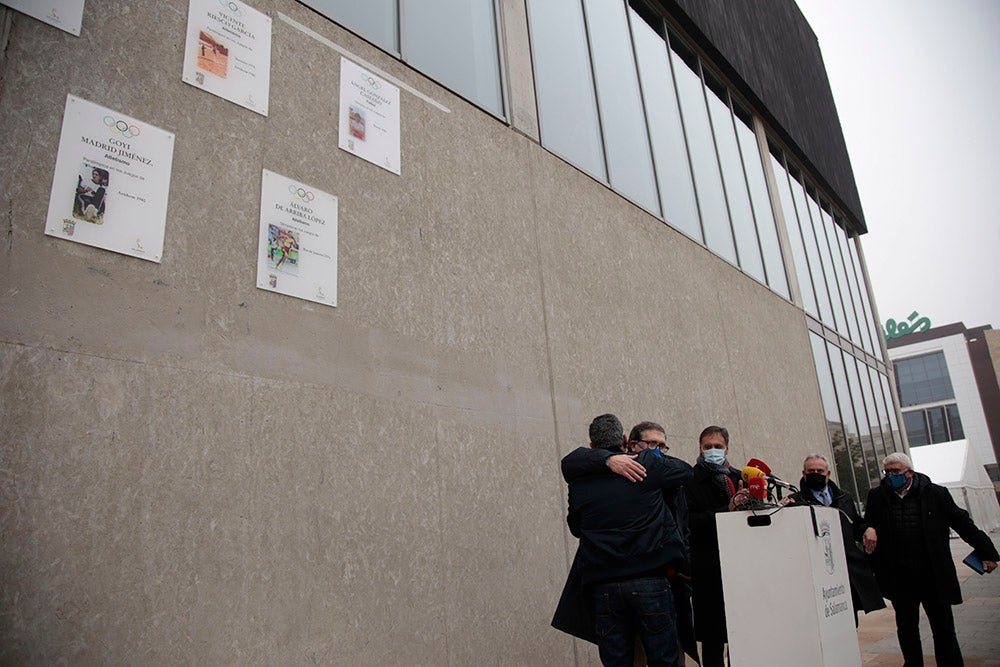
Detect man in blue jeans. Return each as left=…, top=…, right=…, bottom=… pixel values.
left=562, top=413, right=693, bottom=666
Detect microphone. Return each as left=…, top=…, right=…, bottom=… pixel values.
left=767, top=475, right=797, bottom=490
left=747, top=476, right=767, bottom=500
left=746, top=458, right=772, bottom=475
left=741, top=465, right=767, bottom=483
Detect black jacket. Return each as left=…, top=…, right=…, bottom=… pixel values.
left=864, top=472, right=999, bottom=604
left=684, top=461, right=742, bottom=643
left=787, top=479, right=885, bottom=613
left=551, top=447, right=694, bottom=655
left=566, top=448, right=692, bottom=583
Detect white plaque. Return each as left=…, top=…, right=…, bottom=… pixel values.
left=256, top=169, right=338, bottom=307
left=182, top=0, right=272, bottom=116
left=1, top=0, right=85, bottom=36
left=44, top=95, right=175, bottom=263
left=338, top=57, right=401, bottom=175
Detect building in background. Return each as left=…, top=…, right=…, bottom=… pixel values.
left=0, top=0, right=903, bottom=662
left=888, top=323, right=1000, bottom=487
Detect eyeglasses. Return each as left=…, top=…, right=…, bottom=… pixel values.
left=882, top=468, right=906, bottom=475
left=633, top=439, right=669, bottom=452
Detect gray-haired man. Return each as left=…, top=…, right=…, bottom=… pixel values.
left=865, top=452, right=998, bottom=665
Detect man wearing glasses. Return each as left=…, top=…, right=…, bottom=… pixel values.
left=864, top=452, right=998, bottom=666
left=552, top=415, right=692, bottom=666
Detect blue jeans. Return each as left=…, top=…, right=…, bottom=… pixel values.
left=592, top=576, right=678, bottom=667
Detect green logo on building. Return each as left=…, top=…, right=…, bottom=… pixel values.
left=884, top=311, right=931, bottom=340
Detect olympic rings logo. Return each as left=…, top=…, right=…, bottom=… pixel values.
left=288, top=185, right=315, bottom=202
left=104, top=115, right=141, bottom=137
left=218, top=0, right=242, bottom=16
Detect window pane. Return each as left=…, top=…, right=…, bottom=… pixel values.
left=814, top=201, right=849, bottom=336
left=847, top=239, right=882, bottom=356
left=302, top=0, right=398, bottom=53
left=844, top=353, right=880, bottom=488
left=527, top=0, right=607, bottom=180
left=671, top=39, right=735, bottom=262
left=404, top=0, right=503, bottom=116
left=927, top=406, right=948, bottom=443
left=707, top=81, right=764, bottom=281
left=810, top=333, right=859, bottom=499
left=947, top=404, right=965, bottom=440
left=736, top=113, right=788, bottom=298
left=790, top=170, right=833, bottom=325
left=879, top=372, right=903, bottom=451
left=834, top=220, right=868, bottom=350
left=583, top=0, right=658, bottom=212
left=828, top=342, right=872, bottom=497
left=893, top=351, right=955, bottom=407
left=857, top=360, right=887, bottom=458
left=823, top=211, right=857, bottom=342
left=771, top=151, right=818, bottom=316
left=869, top=366, right=894, bottom=456
left=629, top=9, right=700, bottom=238
left=903, top=411, right=930, bottom=446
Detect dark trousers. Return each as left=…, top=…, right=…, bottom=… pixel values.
left=699, top=640, right=725, bottom=667
left=592, top=577, right=679, bottom=667
left=891, top=587, right=963, bottom=666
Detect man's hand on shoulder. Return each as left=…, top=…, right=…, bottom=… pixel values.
left=607, top=454, right=646, bottom=483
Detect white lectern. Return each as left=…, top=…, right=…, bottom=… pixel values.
left=717, top=506, right=861, bottom=666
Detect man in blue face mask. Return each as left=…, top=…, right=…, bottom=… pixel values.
left=864, top=452, right=999, bottom=666
left=683, top=426, right=745, bottom=667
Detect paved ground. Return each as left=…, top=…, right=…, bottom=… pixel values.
left=858, top=528, right=1000, bottom=666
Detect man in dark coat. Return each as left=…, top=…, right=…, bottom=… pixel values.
left=552, top=414, right=693, bottom=666
left=683, top=425, right=747, bottom=667
left=784, top=453, right=885, bottom=621
left=865, top=452, right=998, bottom=666
left=553, top=420, right=699, bottom=664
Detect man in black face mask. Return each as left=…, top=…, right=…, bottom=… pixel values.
left=784, top=454, right=885, bottom=622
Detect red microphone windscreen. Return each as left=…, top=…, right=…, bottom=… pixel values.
left=746, top=458, right=772, bottom=476
left=748, top=476, right=767, bottom=500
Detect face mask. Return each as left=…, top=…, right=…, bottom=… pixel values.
left=702, top=449, right=727, bottom=466
left=886, top=472, right=909, bottom=490
left=804, top=472, right=828, bottom=491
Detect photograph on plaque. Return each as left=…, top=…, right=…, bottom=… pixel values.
left=256, top=169, right=338, bottom=307
left=0, top=0, right=85, bottom=36
left=44, top=95, right=175, bottom=262
left=338, top=57, right=400, bottom=175
left=182, top=0, right=272, bottom=115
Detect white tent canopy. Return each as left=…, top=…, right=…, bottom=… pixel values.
left=910, top=440, right=1000, bottom=532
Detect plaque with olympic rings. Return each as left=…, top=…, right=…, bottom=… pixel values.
left=181, top=0, right=272, bottom=116
left=0, top=0, right=85, bottom=37
left=256, top=169, right=338, bottom=307
left=44, top=95, right=175, bottom=262
left=338, top=57, right=401, bottom=175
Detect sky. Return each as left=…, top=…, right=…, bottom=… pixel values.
left=794, top=0, right=1000, bottom=332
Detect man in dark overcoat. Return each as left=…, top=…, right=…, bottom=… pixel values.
left=865, top=452, right=998, bottom=666
left=784, top=453, right=885, bottom=621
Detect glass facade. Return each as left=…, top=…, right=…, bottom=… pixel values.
left=301, top=0, right=504, bottom=117
left=526, top=0, right=607, bottom=180
left=809, top=332, right=898, bottom=501
left=893, top=352, right=965, bottom=446
left=304, top=0, right=902, bottom=486
left=894, top=352, right=955, bottom=406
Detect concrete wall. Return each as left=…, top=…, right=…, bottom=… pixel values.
left=0, top=1, right=829, bottom=663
